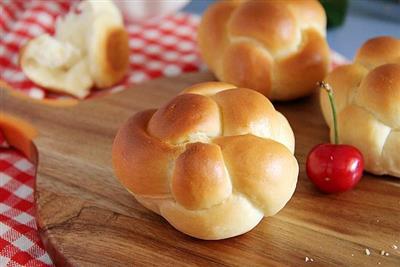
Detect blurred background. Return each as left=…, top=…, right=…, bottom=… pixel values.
left=182, top=0, right=400, bottom=59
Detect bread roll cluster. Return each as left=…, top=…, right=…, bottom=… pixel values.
left=112, top=82, right=298, bottom=239
left=320, top=36, right=400, bottom=177
left=20, top=0, right=129, bottom=98
left=198, top=0, right=330, bottom=101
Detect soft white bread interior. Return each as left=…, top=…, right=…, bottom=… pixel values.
left=197, top=0, right=330, bottom=101
left=320, top=36, right=400, bottom=177
left=20, top=0, right=129, bottom=98
left=112, top=82, right=298, bottom=240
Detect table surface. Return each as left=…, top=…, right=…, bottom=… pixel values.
left=183, top=0, right=400, bottom=60
left=6, top=69, right=400, bottom=267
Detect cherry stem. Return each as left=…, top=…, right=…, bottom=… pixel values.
left=318, top=81, right=339, bottom=145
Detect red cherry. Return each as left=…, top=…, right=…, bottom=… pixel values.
left=306, top=81, right=364, bottom=193
left=306, top=144, right=364, bottom=193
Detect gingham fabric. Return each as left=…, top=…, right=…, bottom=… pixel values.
left=0, top=0, right=349, bottom=266
left=0, top=0, right=202, bottom=100
left=0, top=143, right=53, bottom=267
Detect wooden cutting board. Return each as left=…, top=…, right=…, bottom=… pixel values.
left=2, top=72, right=399, bottom=266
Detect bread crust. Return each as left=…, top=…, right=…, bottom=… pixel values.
left=19, top=0, right=128, bottom=98
left=198, top=0, right=330, bottom=101
left=112, top=82, right=298, bottom=239
left=89, top=23, right=129, bottom=88
left=320, top=36, right=400, bottom=177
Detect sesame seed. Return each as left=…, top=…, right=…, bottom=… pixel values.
left=392, top=244, right=398, bottom=250
left=380, top=250, right=385, bottom=256
left=378, top=262, right=381, bottom=265
left=351, top=254, right=354, bottom=257
left=385, top=252, right=389, bottom=256
left=305, top=256, right=309, bottom=262
left=365, top=248, right=371, bottom=256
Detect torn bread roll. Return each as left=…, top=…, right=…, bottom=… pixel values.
left=197, top=0, right=330, bottom=101
left=20, top=0, right=129, bottom=98
left=112, top=82, right=298, bottom=240
left=320, top=36, right=400, bottom=177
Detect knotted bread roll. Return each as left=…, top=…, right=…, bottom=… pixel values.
left=320, top=36, right=400, bottom=177
left=197, top=0, right=330, bottom=101
left=112, top=82, right=298, bottom=240
left=20, top=0, right=129, bottom=98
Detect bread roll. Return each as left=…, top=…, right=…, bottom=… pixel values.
left=20, top=0, right=129, bottom=98
left=112, top=82, right=299, bottom=240
left=320, top=36, right=400, bottom=177
left=197, top=0, right=330, bottom=101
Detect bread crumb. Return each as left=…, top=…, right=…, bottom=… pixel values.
left=380, top=250, right=389, bottom=256
left=305, top=256, right=314, bottom=263
left=365, top=248, right=371, bottom=256
left=392, top=244, right=398, bottom=250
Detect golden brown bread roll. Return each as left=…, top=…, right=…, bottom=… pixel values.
left=197, top=0, right=330, bottom=101
left=112, top=82, right=299, bottom=240
left=19, top=0, right=129, bottom=98
left=320, top=36, right=400, bottom=177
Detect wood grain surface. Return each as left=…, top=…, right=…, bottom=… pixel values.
left=2, top=72, right=399, bottom=266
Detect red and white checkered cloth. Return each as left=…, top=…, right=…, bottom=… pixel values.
left=0, top=0, right=203, bottom=100
left=0, top=0, right=349, bottom=266
left=0, top=139, right=52, bottom=267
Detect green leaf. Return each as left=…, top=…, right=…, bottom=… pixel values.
left=319, top=0, right=348, bottom=28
